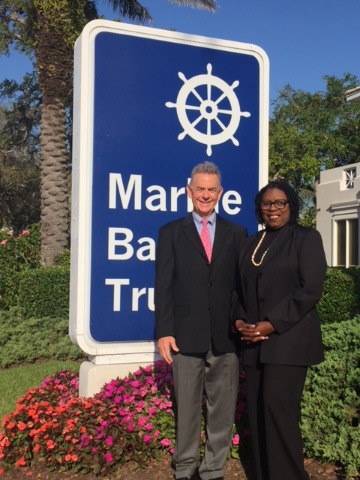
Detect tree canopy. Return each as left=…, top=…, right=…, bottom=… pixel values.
left=0, top=73, right=40, bottom=232
left=270, top=73, right=360, bottom=185
left=269, top=73, right=360, bottom=225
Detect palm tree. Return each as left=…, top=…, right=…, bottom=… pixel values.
left=0, top=0, right=216, bottom=265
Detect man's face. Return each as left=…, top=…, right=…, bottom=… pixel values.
left=186, top=173, right=223, bottom=218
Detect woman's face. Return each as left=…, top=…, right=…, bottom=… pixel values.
left=260, top=188, right=291, bottom=229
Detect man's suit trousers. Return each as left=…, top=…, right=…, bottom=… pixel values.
left=172, top=348, right=239, bottom=480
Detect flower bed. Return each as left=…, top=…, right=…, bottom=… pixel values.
left=0, top=361, right=248, bottom=476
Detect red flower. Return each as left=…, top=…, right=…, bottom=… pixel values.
left=15, top=456, right=26, bottom=467
left=18, top=422, right=27, bottom=431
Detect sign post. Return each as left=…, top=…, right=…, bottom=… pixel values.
left=70, top=20, right=269, bottom=395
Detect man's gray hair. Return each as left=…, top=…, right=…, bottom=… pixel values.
left=189, top=161, right=222, bottom=187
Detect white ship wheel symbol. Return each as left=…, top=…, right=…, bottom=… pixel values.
left=166, top=64, right=251, bottom=156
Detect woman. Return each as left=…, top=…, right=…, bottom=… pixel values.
left=234, top=180, right=327, bottom=480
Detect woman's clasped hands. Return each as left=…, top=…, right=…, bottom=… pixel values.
left=235, top=319, right=275, bottom=344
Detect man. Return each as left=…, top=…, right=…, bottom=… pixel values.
left=155, top=161, right=247, bottom=480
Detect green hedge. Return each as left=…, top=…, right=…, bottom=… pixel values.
left=12, top=265, right=360, bottom=323
left=0, top=308, right=84, bottom=368
left=347, top=266, right=360, bottom=312
left=0, top=226, right=40, bottom=310
left=317, top=268, right=359, bottom=323
left=18, top=266, right=70, bottom=318
left=301, top=317, right=360, bottom=477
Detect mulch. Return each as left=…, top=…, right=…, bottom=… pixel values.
left=0, top=456, right=346, bottom=480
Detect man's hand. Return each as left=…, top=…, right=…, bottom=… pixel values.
left=235, top=319, right=275, bottom=344
left=157, top=336, right=179, bottom=364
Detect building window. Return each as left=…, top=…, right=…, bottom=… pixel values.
left=335, top=219, right=359, bottom=267
left=345, top=167, right=356, bottom=189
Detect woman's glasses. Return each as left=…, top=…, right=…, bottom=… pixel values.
left=261, top=200, right=289, bottom=210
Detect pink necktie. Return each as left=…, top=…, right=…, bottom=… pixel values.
left=200, top=219, right=212, bottom=262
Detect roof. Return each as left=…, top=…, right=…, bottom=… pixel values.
left=345, top=86, right=360, bottom=103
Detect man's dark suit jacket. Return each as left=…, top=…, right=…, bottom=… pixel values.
left=155, top=213, right=247, bottom=354
left=234, top=223, right=327, bottom=367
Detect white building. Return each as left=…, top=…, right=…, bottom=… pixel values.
left=316, top=87, right=360, bottom=267
left=316, top=162, right=359, bottom=267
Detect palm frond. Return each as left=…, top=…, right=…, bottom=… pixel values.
left=108, top=0, right=152, bottom=23
left=168, top=0, right=217, bottom=12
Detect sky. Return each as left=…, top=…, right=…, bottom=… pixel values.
left=0, top=0, right=359, bottom=105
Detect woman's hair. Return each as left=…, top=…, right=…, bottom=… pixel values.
left=255, top=180, right=300, bottom=225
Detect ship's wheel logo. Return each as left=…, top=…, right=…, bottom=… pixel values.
left=165, top=64, right=251, bottom=156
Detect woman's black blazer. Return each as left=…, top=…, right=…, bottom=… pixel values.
left=236, top=223, right=327, bottom=367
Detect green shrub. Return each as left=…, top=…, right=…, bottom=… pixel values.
left=347, top=266, right=360, bottom=315
left=0, top=308, right=84, bottom=368
left=56, top=249, right=71, bottom=267
left=0, top=225, right=40, bottom=309
left=301, top=317, right=360, bottom=478
left=318, top=268, right=358, bottom=323
left=18, top=266, right=70, bottom=318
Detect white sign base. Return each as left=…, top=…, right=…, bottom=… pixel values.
left=79, top=354, right=159, bottom=397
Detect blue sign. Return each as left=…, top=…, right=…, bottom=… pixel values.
left=70, top=20, right=269, bottom=355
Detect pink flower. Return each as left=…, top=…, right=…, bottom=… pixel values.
left=21, top=230, right=30, bottom=236
left=139, top=388, right=149, bottom=398
left=130, top=380, right=141, bottom=388
left=138, top=417, right=147, bottom=427
left=143, top=434, right=152, bottom=444
left=0, top=240, right=6, bottom=246
left=160, top=438, right=172, bottom=447
left=105, top=436, right=113, bottom=446
left=123, top=394, right=135, bottom=404
left=232, top=434, right=240, bottom=446
left=136, top=401, right=145, bottom=412
left=105, top=452, right=113, bottom=463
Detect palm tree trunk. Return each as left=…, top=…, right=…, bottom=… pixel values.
left=40, top=100, right=69, bottom=266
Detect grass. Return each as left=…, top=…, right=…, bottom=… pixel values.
left=0, top=360, right=80, bottom=422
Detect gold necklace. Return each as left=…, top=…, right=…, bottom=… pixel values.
left=251, top=231, right=269, bottom=267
